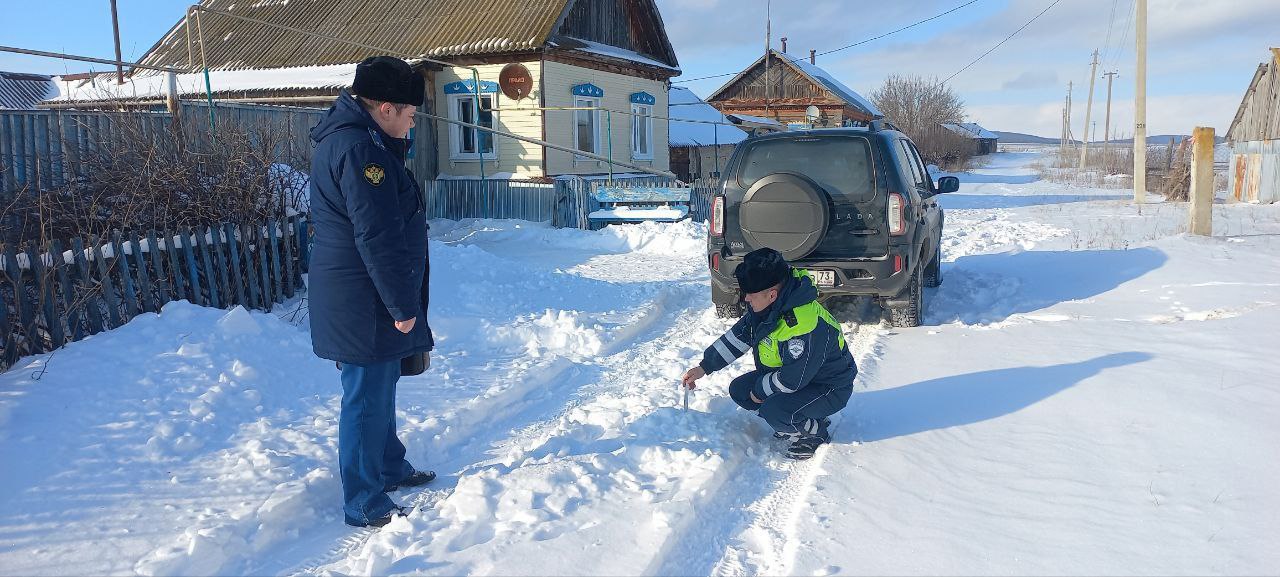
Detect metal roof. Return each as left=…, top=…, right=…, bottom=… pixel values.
left=941, top=122, right=998, bottom=140
left=0, top=71, right=56, bottom=109
left=137, top=0, right=574, bottom=71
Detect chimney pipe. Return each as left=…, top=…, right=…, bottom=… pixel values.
left=810, top=50, right=816, bottom=65
left=781, top=37, right=788, bottom=53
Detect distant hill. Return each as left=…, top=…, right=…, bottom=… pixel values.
left=993, top=131, right=1226, bottom=146
left=994, top=131, right=1065, bottom=144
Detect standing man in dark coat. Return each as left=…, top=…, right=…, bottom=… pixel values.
left=308, top=56, right=435, bottom=528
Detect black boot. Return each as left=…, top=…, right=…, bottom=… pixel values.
left=786, top=436, right=825, bottom=460
left=385, top=469, right=436, bottom=492
left=346, top=505, right=410, bottom=528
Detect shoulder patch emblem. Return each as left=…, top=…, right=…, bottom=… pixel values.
left=787, top=338, right=805, bottom=359
left=363, top=163, right=386, bottom=186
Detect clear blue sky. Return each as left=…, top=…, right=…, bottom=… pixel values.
left=3, top=0, right=1273, bottom=137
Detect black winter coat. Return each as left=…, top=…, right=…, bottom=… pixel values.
left=307, top=90, right=433, bottom=364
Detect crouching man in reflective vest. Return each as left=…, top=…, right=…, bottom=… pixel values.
left=682, top=247, right=857, bottom=459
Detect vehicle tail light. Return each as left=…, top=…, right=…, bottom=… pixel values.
left=888, top=192, right=905, bottom=236
left=711, top=196, right=725, bottom=237
left=893, top=254, right=903, bottom=273
left=711, top=253, right=720, bottom=270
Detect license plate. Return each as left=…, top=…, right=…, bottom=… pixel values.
left=812, top=269, right=836, bottom=287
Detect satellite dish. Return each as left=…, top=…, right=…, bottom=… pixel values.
left=805, top=105, right=820, bottom=124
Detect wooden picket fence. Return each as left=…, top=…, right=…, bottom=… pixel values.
left=0, top=215, right=310, bottom=373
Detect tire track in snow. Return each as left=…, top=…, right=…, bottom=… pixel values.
left=649, top=312, right=887, bottom=577
left=279, top=283, right=705, bottom=576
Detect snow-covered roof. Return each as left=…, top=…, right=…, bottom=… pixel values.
left=47, top=63, right=357, bottom=103
left=788, top=57, right=882, bottom=118
left=942, top=122, right=999, bottom=140
left=554, top=37, right=681, bottom=73
left=668, top=87, right=747, bottom=147
left=727, top=113, right=783, bottom=127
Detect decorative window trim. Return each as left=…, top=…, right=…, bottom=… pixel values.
left=629, top=91, right=656, bottom=105
left=572, top=83, right=605, bottom=98
left=448, top=93, right=498, bottom=161
left=443, top=80, right=499, bottom=95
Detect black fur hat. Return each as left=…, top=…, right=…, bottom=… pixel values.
left=353, top=56, right=424, bottom=106
left=735, top=248, right=791, bottom=294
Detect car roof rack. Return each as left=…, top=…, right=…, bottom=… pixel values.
left=868, top=119, right=900, bottom=132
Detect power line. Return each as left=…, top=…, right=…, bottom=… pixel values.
left=674, top=0, right=981, bottom=84
left=942, top=0, right=1062, bottom=83
left=1098, top=0, right=1122, bottom=65
left=815, top=0, right=980, bottom=58
left=1104, top=0, right=1136, bottom=70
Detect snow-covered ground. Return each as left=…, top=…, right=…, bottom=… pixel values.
left=1, top=150, right=1277, bottom=576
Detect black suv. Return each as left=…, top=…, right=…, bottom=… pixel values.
left=707, top=123, right=959, bottom=327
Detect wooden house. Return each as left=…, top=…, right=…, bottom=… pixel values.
left=706, top=49, right=880, bottom=128
left=43, top=0, right=682, bottom=180
left=668, top=86, right=747, bottom=182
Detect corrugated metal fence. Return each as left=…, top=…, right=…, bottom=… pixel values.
left=425, top=176, right=718, bottom=229
left=1229, top=140, right=1280, bottom=204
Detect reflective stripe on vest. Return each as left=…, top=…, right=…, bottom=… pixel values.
left=757, top=270, right=847, bottom=368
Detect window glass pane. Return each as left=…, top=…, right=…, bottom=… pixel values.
left=634, top=105, right=650, bottom=155
left=906, top=142, right=929, bottom=187
left=897, top=140, right=925, bottom=188
left=479, top=96, right=494, bottom=154
left=459, top=98, right=475, bottom=153
left=738, top=137, right=875, bottom=201
left=575, top=100, right=595, bottom=153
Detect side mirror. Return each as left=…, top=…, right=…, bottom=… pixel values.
left=936, top=176, right=960, bottom=194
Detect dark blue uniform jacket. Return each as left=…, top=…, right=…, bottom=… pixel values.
left=308, top=90, right=433, bottom=364
left=698, top=274, right=857, bottom=400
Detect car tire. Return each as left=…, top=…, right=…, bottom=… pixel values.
left=923, top=243, right=942, bottom=288
left=712, top=284, right=744, bottom=318
left=716, top=304, right=745, bottom=318
left=886, top=261, right=924, bottom=328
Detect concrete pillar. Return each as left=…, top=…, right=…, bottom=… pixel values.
left=1189, top=126, right=1215, bottom=236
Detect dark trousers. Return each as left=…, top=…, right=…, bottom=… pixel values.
left=339, top=360, right=415, bottom=524
left=728, top=369, right=851, bottom=440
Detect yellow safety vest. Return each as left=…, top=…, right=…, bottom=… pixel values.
left=757, top=269, right=846, bottom=368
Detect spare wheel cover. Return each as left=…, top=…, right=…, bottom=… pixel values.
left=738, top=172, right=830, bottom=260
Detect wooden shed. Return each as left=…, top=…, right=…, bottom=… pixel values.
left=1226, top=48, right=1280, bottom=204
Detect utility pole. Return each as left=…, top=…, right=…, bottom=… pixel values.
left=1102, top=71, right=1118, bottom=171
left=1078, top=50, right=1099, bottom=169
left=763, top=0, right=771, bottom=114
left=1134, top=0, right=1148, bottom=202
left=1061, top=94, right=1068, bottom=156
left=110, top=0, right=125, bottom=84
left=1061, top=81, right=1074, bottom=160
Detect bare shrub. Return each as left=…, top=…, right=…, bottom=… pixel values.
left=1161, top=139, right=1191, bottom=202
left=871, top=75, right=972, bottom=167
left=1, top=109, right=309, bottom=247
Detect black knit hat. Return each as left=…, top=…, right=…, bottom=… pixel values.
left=735, top=248, right=791, bottom=294
left=353, top=56, right=424, bottom=106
